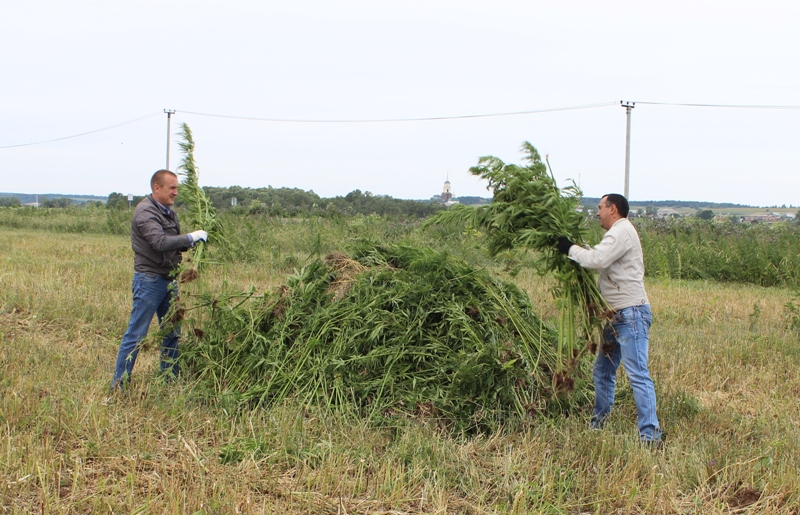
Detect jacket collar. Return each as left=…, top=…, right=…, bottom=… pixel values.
left=148, top=195, right=172, bottom=216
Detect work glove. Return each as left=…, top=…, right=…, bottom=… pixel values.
left=189, top=230, right=208, bottom=245
left=556, top=236, right=574, bottom=255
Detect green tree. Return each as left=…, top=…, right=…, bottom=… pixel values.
left=106, top=192, right=144, bottom=209
left=106, top=192, right=127, bottom=210
left=0, top=196, right=21, bottom=207
left=696, top=209, right=714, bottom=220
left=41, top=197, right=72, bottom=208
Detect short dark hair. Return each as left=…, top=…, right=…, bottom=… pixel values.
left=602, top=193, right=629, bottom=218
left=151, top=169, right=177, bottom=190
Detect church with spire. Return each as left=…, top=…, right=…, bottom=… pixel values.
left=441, top=174, right=453, bottom=203
left=438, top=174, right=460, bottom=206
left=432, top=174, right=460, bottom=205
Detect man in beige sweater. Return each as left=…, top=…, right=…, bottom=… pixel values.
left=558, top=194, right=662, bottom=446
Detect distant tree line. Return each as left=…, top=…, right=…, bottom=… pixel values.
left=454, top=196, right=492, bottom=205
left=0, top=196, right=107, bottom=208
left=2, top=187, right=444, bottom=218
left=107, top=192, right=147, bottom=210
left=0, top=193, right=106, bottom=205
left=581, top=197, right=755, bottom=210
left=88, top=186, right=445, bottom=218
left=200, top=186, right=444, bottom=218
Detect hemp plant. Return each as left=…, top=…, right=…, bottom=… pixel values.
left=176, top=122, right=224, bottom=277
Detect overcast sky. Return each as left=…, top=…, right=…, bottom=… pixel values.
left=2, top=1, right=798, bottom=206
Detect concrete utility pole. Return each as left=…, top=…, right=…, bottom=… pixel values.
left=164, top=109, right=176, bottom=170
left=621, top=101, right=635, bottom=199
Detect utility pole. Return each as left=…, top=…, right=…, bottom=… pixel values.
left=621, top=101, right=635, bottom=199
left=164, top=109, right=176, bottom=170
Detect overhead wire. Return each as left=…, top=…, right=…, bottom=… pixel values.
left=177, top=101, right=618, bottom=123
left=2, top=100, right=799, bottom=149
left=636, top=101, right=800, bottom=110
left=0, top=112, right=162, bottom=149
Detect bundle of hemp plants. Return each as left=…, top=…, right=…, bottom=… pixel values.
left=138, top=123, right=223, bottom=354
left=175, top=122, right=224, bottom=278
left=424, top=142, right=607, bottom=368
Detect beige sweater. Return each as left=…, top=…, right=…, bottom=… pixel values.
left=568, top=218, right=649, bottom=311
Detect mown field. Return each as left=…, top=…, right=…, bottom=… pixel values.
left=1, top=208, right=799, bottom=514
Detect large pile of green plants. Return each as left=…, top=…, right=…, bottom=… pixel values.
left=182, top=242, right=590, bottom=432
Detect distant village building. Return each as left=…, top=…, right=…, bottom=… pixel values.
left=656, top=208, right=681, bottom=218
left=743, top=214, right=780, bottom=223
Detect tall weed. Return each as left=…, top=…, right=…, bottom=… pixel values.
left=636, top=218, right=800, bottom=287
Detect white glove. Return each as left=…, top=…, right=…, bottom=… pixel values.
left=189, top=230, right=208, bottom=244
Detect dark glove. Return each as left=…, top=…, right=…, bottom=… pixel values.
left=557, top=236, right=574, bottom=255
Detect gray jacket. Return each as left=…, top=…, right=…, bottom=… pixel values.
left=131, top=195, right=192, bottom=278
left=568, top=217, right=649, bottom=311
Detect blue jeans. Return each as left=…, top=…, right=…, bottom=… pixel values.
left=111, top=272, right=179, bottom=388
left=591, top=304, right=661, bottom=442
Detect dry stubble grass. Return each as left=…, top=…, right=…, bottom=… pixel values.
left=1, top=228, right=799, bottom=514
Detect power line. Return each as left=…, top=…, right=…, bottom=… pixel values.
left=637, top=101, right=800, bottom=110
left=3, top=100, right=799, bottom=149
left=0, top=112, right=162, bottom=149
left=178, top=102, right=618, bottom=123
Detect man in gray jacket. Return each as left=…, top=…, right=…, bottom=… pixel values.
left=557, top=194, right=662, bottom=446
left=111, top=170, right=207, bottom=389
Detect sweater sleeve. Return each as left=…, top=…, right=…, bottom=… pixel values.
left=567, top=225, right=630, bottom=270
